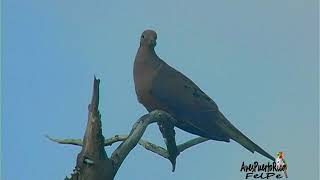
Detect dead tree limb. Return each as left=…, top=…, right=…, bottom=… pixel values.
left=68, top=76, right=114, bottom=180
left=48, top=77, right=210, bottom=180
left=110, top=110, right=178, bottom=175
left=47, top=135, right=208, bottom=165
left=157, top=118, right=179, bottom=171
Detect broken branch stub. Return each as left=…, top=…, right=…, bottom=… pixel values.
left=49, top=77, right=211, bottom=179
left=74, top=77, right=114, bottom=180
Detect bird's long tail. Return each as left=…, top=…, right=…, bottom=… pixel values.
left=216, top=112, right=275, bottom=161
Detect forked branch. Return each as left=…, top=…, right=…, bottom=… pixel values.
left=48, top=77, right=210, bottom=179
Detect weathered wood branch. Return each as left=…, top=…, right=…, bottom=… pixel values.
left=157, top=119, right=179, bottom=171
left=49, top=77, right=210, bottom=180
left=75, top=76, right=114, bottom=180
left=110, top=110, right=178, bottom=174
left=47, top=135, right=209, bottom=163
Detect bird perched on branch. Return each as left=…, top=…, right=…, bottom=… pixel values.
left=133, top=29, right=274, bottom=161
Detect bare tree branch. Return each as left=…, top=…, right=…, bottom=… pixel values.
left=47, top=76, right=210, bottom=179
left=178, top=137, right=209, bottom=153
left=157, top=119, right=179, bottom=171
left=46, top=135, right=83, bottom=146
left=74, top=77, right=114, bottom=180
left=110, top=110, right=175, bottom=174
left=47, top=132, right=210, bottom=165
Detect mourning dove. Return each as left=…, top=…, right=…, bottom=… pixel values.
left=133, top=29, right=275, bottom=161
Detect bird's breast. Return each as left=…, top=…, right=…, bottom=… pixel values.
left=134, top=80, right=162, bottom=112
left=133, top=62, right=160, bottom=111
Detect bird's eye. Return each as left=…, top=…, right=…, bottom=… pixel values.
left=141, top=35, right=145, bottom=39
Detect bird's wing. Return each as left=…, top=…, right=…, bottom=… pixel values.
left=151, top=63, right=227, bottom=139
left=153, top=62, right=219, bottom=110
left=151, top=63, right=275, bottom=161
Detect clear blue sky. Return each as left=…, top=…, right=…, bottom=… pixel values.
left=2, top=0, right=318, bottom=179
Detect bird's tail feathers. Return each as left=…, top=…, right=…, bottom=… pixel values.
left=217, top=113, right=275, bottom=161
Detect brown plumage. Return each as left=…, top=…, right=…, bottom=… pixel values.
left=133, top=29, right=274, bottom=161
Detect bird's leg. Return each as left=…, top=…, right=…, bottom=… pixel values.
left=157, top=119, right=179, bottom=172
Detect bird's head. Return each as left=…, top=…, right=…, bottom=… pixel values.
left=140, top=29, right=157, bottom=48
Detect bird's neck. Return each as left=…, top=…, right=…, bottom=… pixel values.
left=135, top=46, right=161, bottom=66
left=134, top=46, right=164, bottom=88
left=134, top=46, right=163, bottom=98
left=138, top=46, right=156, bottom=56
